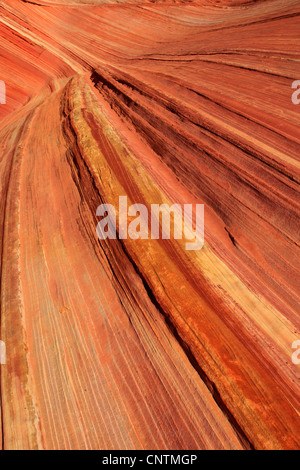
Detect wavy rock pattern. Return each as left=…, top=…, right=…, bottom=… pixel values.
left=0, top=0, right=299, bottom=450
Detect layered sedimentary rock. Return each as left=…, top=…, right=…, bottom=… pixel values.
left=0, top=0, right=299, bottom=450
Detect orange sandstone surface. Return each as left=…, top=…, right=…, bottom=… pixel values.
left=0, top=0, right=299, bottom=450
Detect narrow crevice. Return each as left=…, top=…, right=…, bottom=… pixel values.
left=21, top=1, right=45, bottom=5
left=225, top=227, right=238, bottom=247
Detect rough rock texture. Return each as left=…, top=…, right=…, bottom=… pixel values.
left=0, top=0, right=299, bottom=450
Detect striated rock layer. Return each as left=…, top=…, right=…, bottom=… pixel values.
left=0, top=0, right=299, bottom=450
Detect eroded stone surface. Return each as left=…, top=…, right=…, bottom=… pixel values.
left=0, top=0, right=299, bottom=450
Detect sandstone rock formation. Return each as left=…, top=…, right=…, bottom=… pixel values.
left=0, top=0, right=299, bottom=450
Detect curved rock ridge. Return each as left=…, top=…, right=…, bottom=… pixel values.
left=0, top=0, right=299, bottom=450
